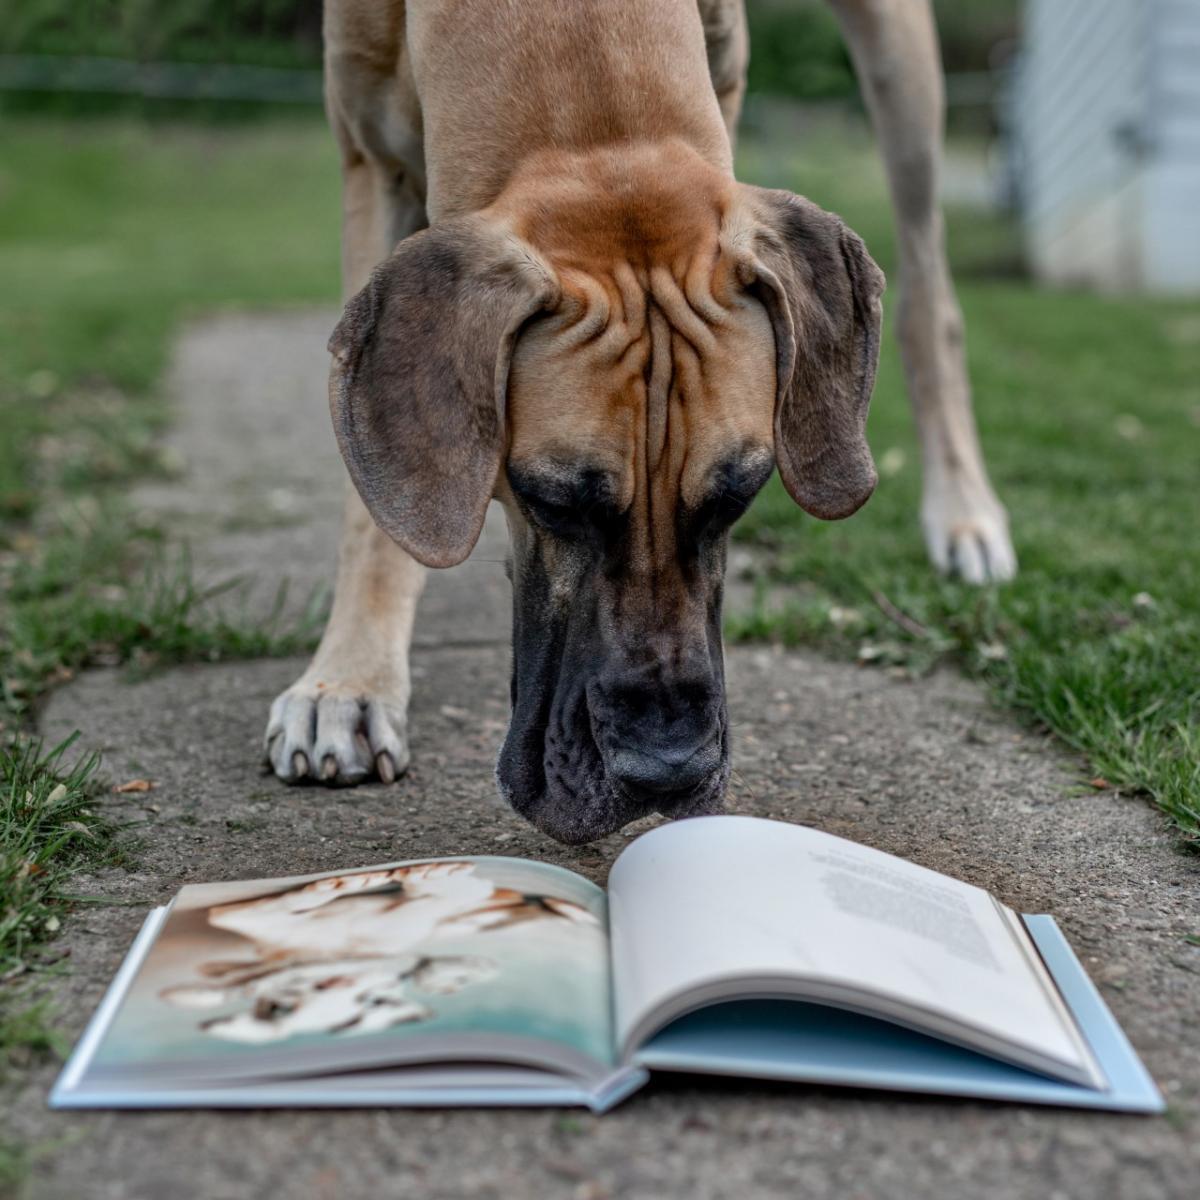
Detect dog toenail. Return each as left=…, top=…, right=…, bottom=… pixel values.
left=377, top=751, right=396, bottom=784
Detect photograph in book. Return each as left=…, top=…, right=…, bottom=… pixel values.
left=87, top=858, right=614, bottom=1076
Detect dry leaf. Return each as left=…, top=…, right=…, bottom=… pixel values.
left=113, top=778, right=155, bottom=794
left=828, top=605, right=862, bottom=629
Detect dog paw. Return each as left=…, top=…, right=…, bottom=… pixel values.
left=921, top=482, right=1017, bottom=585
left=264, top=680, right=410, bottom=786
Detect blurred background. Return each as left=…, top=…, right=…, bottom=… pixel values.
left=0, top=0, right=1197, bottom=959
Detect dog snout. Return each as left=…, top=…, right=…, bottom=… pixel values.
left=598, top=667, right=724, bottom=802
left=609, top=735, right=721, bottom=799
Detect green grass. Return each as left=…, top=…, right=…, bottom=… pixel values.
left=1, top=736, right=114, bottom=992
left=733, top=126, right=1200, bottom=842
left=0, top=116, right=342, bottom=696
left=0, top=117, right=342, bottom=527
left=0, top=116, right=340, bottom=1088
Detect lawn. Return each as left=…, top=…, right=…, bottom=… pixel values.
left=734, top=122, right=1200, bottom=841
left=0, top=117, right=342, bottom=515
left=0, top=118, right=340, bottom=723
left=0, top=111, right=1197, bottom=1119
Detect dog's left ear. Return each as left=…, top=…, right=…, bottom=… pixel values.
left=732, top=187, right=885, bottom=520
left=328, top=216, right=559, bottom=568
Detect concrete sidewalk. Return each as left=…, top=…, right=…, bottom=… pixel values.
left=13, top=311, right=1198, bottom=1200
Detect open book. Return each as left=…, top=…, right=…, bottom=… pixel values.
left=52, top=816, right=1162, bottom=1113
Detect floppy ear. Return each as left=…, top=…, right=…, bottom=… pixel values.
left=735, top=187, right=885, bottom=520
left=328, top=216, right=559, bottom=567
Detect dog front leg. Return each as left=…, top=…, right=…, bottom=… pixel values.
left=829, top=0, right=1016, bottom=583
left=265, top=153, right=427, bottom=785
left=266, top=485, right=424, bottom=783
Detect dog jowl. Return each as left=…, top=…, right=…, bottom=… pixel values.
left=327, top=146, right=884, bottom=843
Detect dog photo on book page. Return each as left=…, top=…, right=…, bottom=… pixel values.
left=6, top=0, right=1199, bottom=1198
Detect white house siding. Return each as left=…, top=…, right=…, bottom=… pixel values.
left=1017, top=0, right=1200, bottom=293
left=1143, top=0, right=1200, bottom=291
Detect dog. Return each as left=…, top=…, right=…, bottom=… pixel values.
left=263, top=0, right=1016, bottom=843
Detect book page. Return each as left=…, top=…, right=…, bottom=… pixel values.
left=83, top=856, right=616, bottom=1088
left=608, top=817, right=1093, bottom=1080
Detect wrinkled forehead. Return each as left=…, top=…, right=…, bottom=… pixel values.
left=505, top=269, right=778, bottom=509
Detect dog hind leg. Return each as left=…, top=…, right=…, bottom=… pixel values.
left=698, top=0, right=749, bottom=151
left=828, top=0, right=1016, bottom=582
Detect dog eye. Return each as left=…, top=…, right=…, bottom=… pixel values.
left=525, top=496, right=577, bottom=531
left=689, top=457, right=773, bottom=536
left=715, top=488, right=755, bottom=520
left=513, top=492, right=584, bottom=538
left=508, top=467, right=623, bottom=541
left=690, top=486, right=754, bottom=535
left=526, top=494, right=625, bottom=542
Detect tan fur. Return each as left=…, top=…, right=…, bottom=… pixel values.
left=264, top=0, right=1012, bottom=799
left=498, top=141, right=778, bottom=572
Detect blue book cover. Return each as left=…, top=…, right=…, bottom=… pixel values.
left=630, top=915, right=1162, bottom=1113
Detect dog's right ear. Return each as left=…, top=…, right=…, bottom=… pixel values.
left=328, top=217, right=559, bottom=568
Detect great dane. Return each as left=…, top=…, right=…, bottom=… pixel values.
left=264, top=0, right=1016, bottom=843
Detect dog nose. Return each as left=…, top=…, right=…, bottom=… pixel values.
left=610, top=736, right=720, bottom=799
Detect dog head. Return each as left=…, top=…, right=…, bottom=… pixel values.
left=328, top=144, right=884, bottom=843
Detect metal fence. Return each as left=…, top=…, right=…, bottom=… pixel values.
left=0, top=54, right=323, bottom=104
left=0, top=53, right=996, bottom=110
